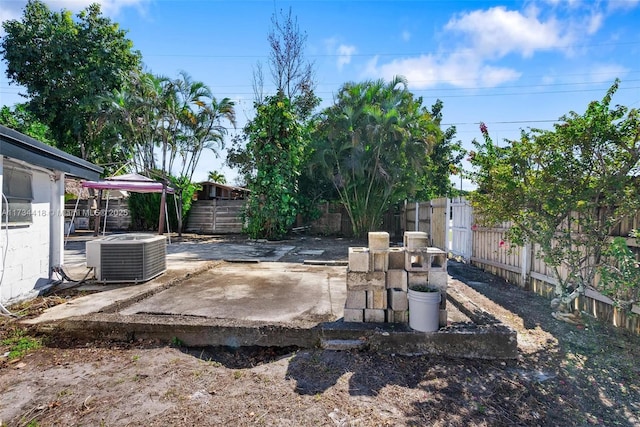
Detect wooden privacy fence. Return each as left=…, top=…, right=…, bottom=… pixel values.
left=65, top=198, right=131, bottom=232
left=185, top=199, right=244, bottom=234
left=399, top=197, right=473, bottom=259
left=401, top=198, right=449, bottom=248
left=400, top=197, right=640, bottom=334
left=471, top=223, right=640, bottom=334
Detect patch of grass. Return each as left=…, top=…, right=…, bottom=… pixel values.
left=207, top=359, right=223, bottom=368
left=1, top=328, right=42, bottom=360
left=164, top=388, right=179, bottom=399
left=57, top=389, right=73, bottom=398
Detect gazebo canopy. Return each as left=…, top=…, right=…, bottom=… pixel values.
left=82, top=173, right=174, bottom=193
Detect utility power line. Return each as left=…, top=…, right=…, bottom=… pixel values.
left=142, top=40, right=640, bottom=59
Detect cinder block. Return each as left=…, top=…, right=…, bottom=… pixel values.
left=386, top=269, right=407, bottom=290
left=368, top=232, right=390, bottom=251
left=428, top=271, right=448, bottom=289
left=404, top=231, right=429, bottom=249
left=370, top=251, right=389, bottom=272
left=343, top=308, right=364, bottom=322
left=367, top=289, right=387, bottom=309
left=428, top=250, right=447, bottom=271
left=364, top=308, right=385, bottom=323
left=346, top=271, right=386, bottom=291
left=348, top=247, right=370, bottom=272
left=387, top=309, right=409, bottom=323
left=405, top=250, right=430, bottom=271
left=388, top=247, right=405, bottom=269
left=388, top=288, right=408, bottom=311
left=407, top=272, right=429, bottom=287
left=345, top=290, right=366, bottom=309
left=439, top=309, right=448, bottom=327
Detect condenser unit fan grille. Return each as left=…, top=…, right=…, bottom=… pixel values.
left=91, top=235, right=167, bottom=282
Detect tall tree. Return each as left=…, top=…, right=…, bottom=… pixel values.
left=104, top=71, right=168, bottom=173
left=252, top=7, right=319, bottom=119
left=105, top=70, right=235, bottom=234
left=467, top=80, right=640, bottom=315
left=0, top=104, right=55, bottom=145
left=241, top=93, right=303, bottom=240
left=1, top=0, right=142, bottom=163
left=164, top=71, right=236, bottom=236
left=230, top=7, right=317, bottom=231
left=309, top=76, right=440, bottom=236
left=169, top=72, right=236, bottom=181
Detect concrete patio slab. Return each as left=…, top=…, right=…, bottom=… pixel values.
left=119, top=262, right=346, bottom=323
left=25, top=234, right=518, bottom=359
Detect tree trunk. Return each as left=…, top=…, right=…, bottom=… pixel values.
left=158, top=186, right=166, bottom=235
left=93, top=189, right=102, bottom=236
left=177, top=189, right=183, bottom=238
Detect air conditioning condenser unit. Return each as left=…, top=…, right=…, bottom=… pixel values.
left=86, top=234, right=167, bottom=283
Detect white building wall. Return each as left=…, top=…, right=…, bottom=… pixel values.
left=1, top=167, right=54, bottom=304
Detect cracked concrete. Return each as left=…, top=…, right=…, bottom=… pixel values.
left=26, top=234, right=518, bottom=359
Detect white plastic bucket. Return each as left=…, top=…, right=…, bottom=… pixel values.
left=408, top=288, right=441, bottom=332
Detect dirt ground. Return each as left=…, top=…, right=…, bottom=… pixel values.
left=1, top=235, right=640, bottom=427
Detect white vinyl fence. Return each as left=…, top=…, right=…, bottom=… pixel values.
left=402, top=197, right=640, bottom=334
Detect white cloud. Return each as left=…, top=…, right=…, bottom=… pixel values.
left=362, top=4, right=612, bottom=89
left=586, top=12, right=604, bottom=34
left=45, top=0, right=149, bottom=15
left=607, top=0, right=640, bottom=11
left=586, top=64, right=629, bottom=82
left=444, top=6, right=575, bottom=58
left=542, top=0, right=583, bottom=7
left=478, top=66, right=522, bottom=87
left=541, top=73, right=557, bottom=85
left=365, top=50, right=521, bottom=89
left=337, top=44, right=356, bottom=71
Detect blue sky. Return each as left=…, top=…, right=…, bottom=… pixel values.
left=1, top=0, right=640, bottom=189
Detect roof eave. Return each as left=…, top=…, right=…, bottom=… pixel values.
left=0, top=125, right=103, bottom=180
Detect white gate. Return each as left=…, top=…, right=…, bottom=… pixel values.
left=448, top=196, right=473, bottom=261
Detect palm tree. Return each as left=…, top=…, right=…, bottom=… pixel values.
left=179, top=95, right=236, bottom=181
left=157, top=72, right=236, bottom=235
left=311, top=76, right=437, bottom=236
left=103, top=71, right=170, bottom=174
left=102, top=70, right=236, bottom=235
left=207, top=171, right=227, bottom=184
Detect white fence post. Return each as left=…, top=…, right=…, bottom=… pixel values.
left=446, top=197, right=452, bottom=252
left=449, top=197, right=473, bottom=261
left=521, top=243, right=532, bottom=288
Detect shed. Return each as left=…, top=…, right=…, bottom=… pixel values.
left=197, top=181, right=248, bottom=200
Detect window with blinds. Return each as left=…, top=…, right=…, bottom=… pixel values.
left=2, top=164, right=33, bottom=224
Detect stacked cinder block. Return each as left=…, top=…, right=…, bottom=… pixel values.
left=344, top=231, right=449, bottom=326
left=403, top=232, right=449, bottom=326
left=344, top=233, right=388, bottom=323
